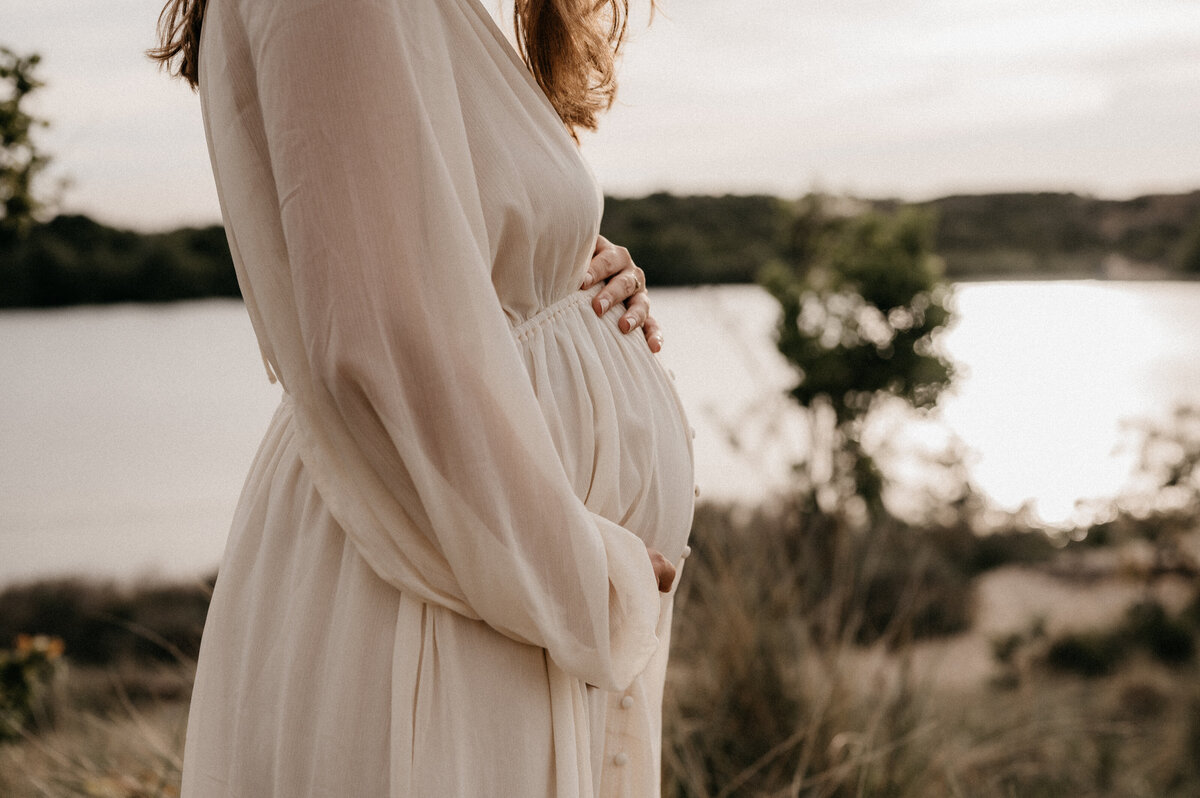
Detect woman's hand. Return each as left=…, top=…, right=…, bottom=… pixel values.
left=581, top=235, right=664, bottom=353
left=646, top=547, right=676, bottom=593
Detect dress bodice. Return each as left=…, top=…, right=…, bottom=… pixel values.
left=452, top=0, right=606, bottom=320
left=399, top=0, right=696, bottom=562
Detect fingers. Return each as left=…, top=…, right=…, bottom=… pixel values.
left=643, top=314, right=664, bottom=353
left=583, top=236, right=663, bottom=350
left=618, top=290, right=650, bottom=334
left=590, top=266, right=647, bottom=320
left=646, top=547, right=677, bottom=593
left=581, top=235, right=619, bottom=289
left=584, top=239, right=644, bottom=304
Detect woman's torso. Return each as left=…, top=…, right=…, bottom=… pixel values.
left=456, top=0, right=694, bottom=561
left=202, top=0, right=695, bottom=562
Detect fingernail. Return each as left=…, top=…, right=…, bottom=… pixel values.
left=582, top=271, right=593, bottom=288
left=598, top=298, right=610, bottom=314
left=623, top=315, right=636, bottom=332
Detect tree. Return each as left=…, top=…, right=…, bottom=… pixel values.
left=0, top=46, right=50, bottom=240
left=761, top=195, right=956, bottom=515
left=757, top=196, right=967, bottom=647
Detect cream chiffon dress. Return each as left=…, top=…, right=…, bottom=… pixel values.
left=180, top=0, right=696, bottom=795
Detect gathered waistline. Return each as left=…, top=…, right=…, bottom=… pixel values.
left=511, top=283, right=605, bottom=344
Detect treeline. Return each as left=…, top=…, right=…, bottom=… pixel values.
left=601, top=193, right=791, bottom=284
left=4, top=190, right=1200, bottom=307
left=611, top=190, right=1200, bottom=283
left=910, top=190, right=1200, bottom=279
left=0, top=575, right=215, bottom=666
left=0, top=215, right=239, bottom=307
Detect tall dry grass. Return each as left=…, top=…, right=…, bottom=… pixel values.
left=662, top=502, right=1200, bottom=798
left=3, top=503, right=1200, bottom=797
left=0, top=577, right=202, bottom=798
left=0, top=664, right=190, bottom=798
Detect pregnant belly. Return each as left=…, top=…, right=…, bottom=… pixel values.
left=511, top=286, right=695, bottom=563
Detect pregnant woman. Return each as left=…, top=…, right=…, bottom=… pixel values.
left=150, top=0, right=696, bottom=795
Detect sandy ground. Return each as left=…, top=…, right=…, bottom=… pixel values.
left=840, top=536, right=1199, bottom=691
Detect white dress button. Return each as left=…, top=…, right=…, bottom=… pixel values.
left=620, top=695, right=634, bottom=710
left=614, top=752, right=629, bottom=767
left=681, top=545, right=692, bottom=559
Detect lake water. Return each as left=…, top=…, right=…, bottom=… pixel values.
left=3, top=281, right=1199, bottom=586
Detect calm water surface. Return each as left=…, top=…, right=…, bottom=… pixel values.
left=3, top=281, right=1199, bottom=584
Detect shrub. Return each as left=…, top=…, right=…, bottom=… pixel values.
left=1123, top=600, right=1196, bottom=665
left=0, top=634, right=65, bottom=741
left=0, top=577, right=212, bottom=667
left=1044, top=632, right=1125, bottom=677
left=1042, top=599, right=1197, bottom=678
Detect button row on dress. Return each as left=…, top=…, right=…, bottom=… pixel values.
left=614, top=752, right=629, bottom=767
left=619, top=695, right=634, bottom=710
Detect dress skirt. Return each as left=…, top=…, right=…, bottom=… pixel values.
left=188, top=398, right=568, bottom=795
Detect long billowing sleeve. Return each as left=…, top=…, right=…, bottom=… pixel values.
left=222, top=0, right=661, bottom=691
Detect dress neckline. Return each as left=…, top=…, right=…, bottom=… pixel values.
left=457, top=0, right=578, bottom=145
left=457, top=0, right=605, bottom=224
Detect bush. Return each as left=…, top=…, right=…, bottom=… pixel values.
left=0, top=577, right=213, bottom=667
left=1044, top=632, right=1126, bottom=677
left=0, top=635, right=64, bottom=741
left=1124, top=601, right=1196, bottom=665
left=1042, top=599, right=1198, bottom=678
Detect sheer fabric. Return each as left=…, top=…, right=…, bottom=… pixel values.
left=181, top=0, right=695, bottom=795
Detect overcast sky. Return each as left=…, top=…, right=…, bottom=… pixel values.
left=5, top=0, right=1200, bottom=230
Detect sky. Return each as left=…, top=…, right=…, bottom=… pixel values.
left=5, top=0, right=1200, bottom=231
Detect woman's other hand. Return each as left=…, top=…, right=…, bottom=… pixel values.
left=582, top=235, right=664, bottom=353
left=646, top=547, right=676, bottom=593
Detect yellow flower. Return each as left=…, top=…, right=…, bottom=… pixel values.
left=11, top=633, right=65, bottom=660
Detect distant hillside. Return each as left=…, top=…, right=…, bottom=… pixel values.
left=909, top=191, right=1200, bottom=279
left=599, top=193, right=791, bottom=284
left=0, top=214, right=238, bottom=307
left=3, top=191, right=1199, bottom=307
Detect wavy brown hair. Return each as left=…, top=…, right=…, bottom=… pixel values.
left=148, top=0, right=647, bottom=132
left=146, top=0, right=206, bottom=90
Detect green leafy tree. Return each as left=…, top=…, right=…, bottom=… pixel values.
left=0, top=46, right=50, bottom=240
left=1114, top=404, right=1200, bottom=580
left=757, top=196, right=966, bottom=647
left=761, top=196, right=955, bottom=514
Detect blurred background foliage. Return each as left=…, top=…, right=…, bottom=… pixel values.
left=761, top=199, right=953, bottom=514
left=0, top=215, right=240, bottom=306
left=5, top=191, right=1200, bottom=307
left=0, top=46, right=50, bottom=242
